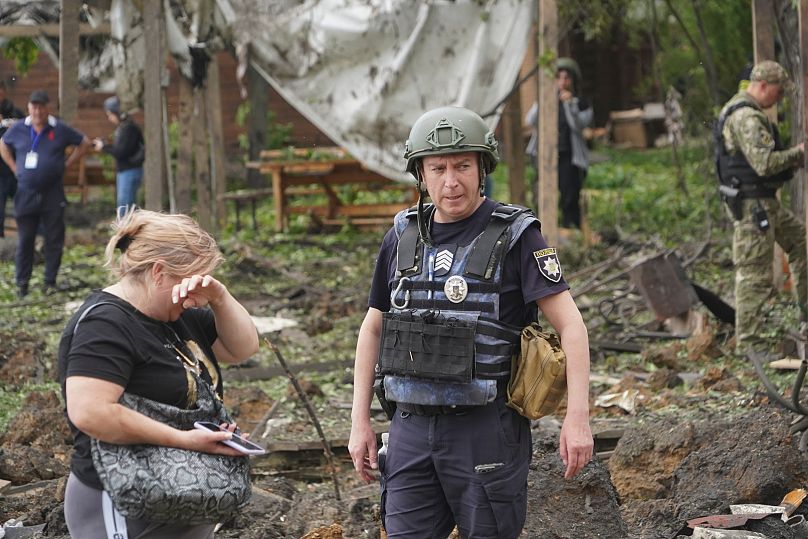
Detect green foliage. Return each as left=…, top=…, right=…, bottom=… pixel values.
left=2, top=38, right=39, bottom=75
left=585, top=140, right=724, bottom=246
left=235, top=102, right=293, bottom=151
left=560, top=0, right=752, bottom=134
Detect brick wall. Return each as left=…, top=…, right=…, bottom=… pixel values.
left=0, top=51, right=333, bottom=152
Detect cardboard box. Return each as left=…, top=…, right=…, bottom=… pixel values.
left=609, top=108, right=648, bottom=148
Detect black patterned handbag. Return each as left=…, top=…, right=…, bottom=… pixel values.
left=89, top=377, right=252, bottom=525
left=71, top=301, right=252, bottom=525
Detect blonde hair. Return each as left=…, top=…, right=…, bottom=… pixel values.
left=104, top=209, right=224, bottom=281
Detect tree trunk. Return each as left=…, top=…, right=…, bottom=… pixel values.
left=774, top=0, right=804, bottom=218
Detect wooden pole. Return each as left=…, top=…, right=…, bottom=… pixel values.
left=537, top=0, right=558, bottom=245
left=207, top=56, right=227, bottom=230
left=193, top=86, right=213, bottom=232
left=752, top=0, right=775, bottom=63
left=753, top=0, right=785, bottom=290
left=176, top=76, right=194, bottom=214
left=58, top=0, right=80, bottom=122
left=247, top=65, right=269, bottom=188
left=0, top=23, right=110, bottom=37
left=502, top=92, right=526, bottom=205
left=799, top=0, right=808, bottom=266
left=143, top=0, right=164, bottom=210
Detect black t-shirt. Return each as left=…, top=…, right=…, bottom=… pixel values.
left=57, top=290, right=220, bottom=489
left=368, top=198, right=570, bottom=327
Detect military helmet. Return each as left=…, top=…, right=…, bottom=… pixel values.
left=403, top=106, right=499, bottom=175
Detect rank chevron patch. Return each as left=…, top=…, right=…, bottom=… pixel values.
left=434, top=249, right=454, bottom=274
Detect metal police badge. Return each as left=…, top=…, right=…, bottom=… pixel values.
left=534, top=248, right=562, bottom=283
left=444, top=275, right=468, bottom=303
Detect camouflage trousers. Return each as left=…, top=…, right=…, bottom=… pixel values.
left=733, top=197, right=807, bottom=354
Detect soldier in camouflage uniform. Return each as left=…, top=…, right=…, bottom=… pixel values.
left=716, top=60, right=805, bottom=357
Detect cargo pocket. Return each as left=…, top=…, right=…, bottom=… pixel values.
left=479, top=462, right=528, bottom=539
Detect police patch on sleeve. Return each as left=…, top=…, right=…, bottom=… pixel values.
left=534, top=248, right=562, bottom=283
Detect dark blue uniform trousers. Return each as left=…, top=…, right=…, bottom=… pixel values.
left=382, top=398, right=531, bottom=539
left=14, top=189, right=65, bottom=287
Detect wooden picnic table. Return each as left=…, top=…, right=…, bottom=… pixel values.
left=243, top=147, right=416, bottom=232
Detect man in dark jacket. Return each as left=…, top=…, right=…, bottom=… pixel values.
left=0, top=82, right=24, bottom=237
left=93, top=96, right=144, bottom=216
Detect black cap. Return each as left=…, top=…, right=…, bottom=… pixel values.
left=28, top=90, right=50, bottom=104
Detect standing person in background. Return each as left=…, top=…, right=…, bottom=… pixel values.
left=715, top=60, right=806, bottom=359
left=525, top=57, right=593, bottom=229
left=93, top=96, right=145, bottom=217
left=348, top=106, right=593, bottom=538
left=0, top=82, right=24, bottom=237
left=0, top=90, right=92, bottom=297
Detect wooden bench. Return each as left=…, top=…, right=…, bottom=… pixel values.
left=239, top=147, right=417, bottom=232
left=63, top=152, right=111, bottom=204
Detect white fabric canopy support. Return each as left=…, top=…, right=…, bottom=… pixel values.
left=224, top=0, right=534, bottom=182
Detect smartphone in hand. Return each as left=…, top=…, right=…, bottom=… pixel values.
left=193, top=421, right=267, bottom=455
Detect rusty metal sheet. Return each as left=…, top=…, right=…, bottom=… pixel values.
left=687, top=513, right=772, bottom=529
left=628, top=252, right=699, bottom=320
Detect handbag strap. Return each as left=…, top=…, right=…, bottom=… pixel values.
left=71, top=299, right=224, bottom=415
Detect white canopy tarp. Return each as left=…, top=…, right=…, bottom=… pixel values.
left=223, top=0, right=534, bottom=182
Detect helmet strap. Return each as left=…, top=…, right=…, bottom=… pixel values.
left=479, top=154, right=486, bottom=196
left=414, top=168, right=433, bottom=245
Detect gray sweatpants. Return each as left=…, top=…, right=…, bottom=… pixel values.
left=64, top=473, right=216, bottom=539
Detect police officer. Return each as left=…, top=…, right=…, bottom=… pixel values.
left=348, top=106, right=593, bottom=538
left=715, top=61, right=806, bottom=358
left=0, top=90, right=91, bottom=297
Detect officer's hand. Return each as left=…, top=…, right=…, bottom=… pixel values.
left=797, top=142, right=805, bottom=153
left=559, top=90, right=573, bottom=102
left=348, top=420, right=378, bottom=484
left=559, top=411, right=593, bottom=479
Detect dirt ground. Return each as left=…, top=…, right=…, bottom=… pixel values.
left=3, top=209, right=808, bottom=538
left=3, top=324, right=808, bottom=539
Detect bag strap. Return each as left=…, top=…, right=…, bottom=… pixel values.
left=71, top=299, right=222, bottom=413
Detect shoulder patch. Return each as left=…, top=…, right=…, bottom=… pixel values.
left=534, top=248, right=562, bottom=282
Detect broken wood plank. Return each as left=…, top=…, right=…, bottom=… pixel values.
left=588, top=339, right=643, bottom=353
left=769, top=358, right=802, bottom=370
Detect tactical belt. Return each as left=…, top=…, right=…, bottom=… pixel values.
left=735, top=186, right=778, bottom=198
left=397, top=390, right=508, bottom=416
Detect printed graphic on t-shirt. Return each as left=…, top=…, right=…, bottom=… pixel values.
left=534, top=247, right=562, bottom=282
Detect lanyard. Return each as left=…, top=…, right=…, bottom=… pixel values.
left=29, top=125, right=47, bottom=152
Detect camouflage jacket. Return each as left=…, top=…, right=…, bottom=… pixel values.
left=720, top=91, right=803, bottom=177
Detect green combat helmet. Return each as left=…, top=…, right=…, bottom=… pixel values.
left=403, top=106, right=499, bottom=242
left=403, top=106, right=499, bottom=192
left=556, top=57, right=582, bottom=90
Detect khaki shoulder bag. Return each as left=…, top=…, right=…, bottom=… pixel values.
left=506, top=322, right=567, bottom=420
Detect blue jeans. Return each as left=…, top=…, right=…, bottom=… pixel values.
left=116, top=167, right=143, bottom=217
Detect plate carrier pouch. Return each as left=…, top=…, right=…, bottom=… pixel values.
left=506, top=322, right=567, bottom=420
left=378, top=203, right=538, bottom=407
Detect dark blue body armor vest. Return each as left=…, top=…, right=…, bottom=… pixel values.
left=380, top=203, right=539, bottom=407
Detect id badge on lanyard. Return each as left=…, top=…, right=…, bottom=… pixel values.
left=24, top=152, right=38, bottom=169
left=25, top=126, right=45, bottom=170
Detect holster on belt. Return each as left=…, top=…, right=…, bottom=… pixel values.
left=719, top=184, right=743, bottom=220
left=373, top=376, right=396, bottom=420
